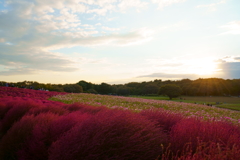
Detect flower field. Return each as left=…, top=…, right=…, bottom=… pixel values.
left=51, top=93, right=240, bottom=124
left=0, top=87, right=240, bottom=160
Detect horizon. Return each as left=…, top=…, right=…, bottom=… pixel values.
left=0, top=0, right=240, bottom=84
left=1, top=77, right=239, bottom=85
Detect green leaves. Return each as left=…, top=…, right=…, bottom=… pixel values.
left=158, top=84, right=182, bottom=99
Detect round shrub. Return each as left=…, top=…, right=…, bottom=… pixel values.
left=169, top=118, right=240, bottom=155
left=0, top=99, right=39, bottom=134
left=49, top=109, right=168, bottom=160
left=63, top=103, right=107, bottom=114
left=140, top=108, right=183, bottom=133
left=0, top=113, right=58, bottom=160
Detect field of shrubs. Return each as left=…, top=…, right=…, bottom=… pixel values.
left=0, top=86, right=240, bottom=160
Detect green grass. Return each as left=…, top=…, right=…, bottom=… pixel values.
left=50, top=93, right=240, bottom=125
left=216, top=104, right=240, bottom=111
left=130, top=95, right=240, bottom=111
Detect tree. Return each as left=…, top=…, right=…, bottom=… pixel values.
left=77, top=80, right=93, bottom=92
left=87, top=88, right=98, bottom=94
left=96, top=83, right=113, bottom=94
left=158, top=84, right=182, bottom=100
left=117, top=86, right=130, bottom=95
left=142, top=84, right=159, bottom=95
left=63, top=84, right=83, bottom=93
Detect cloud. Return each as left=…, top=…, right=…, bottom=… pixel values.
left=118, top=0, right=148, bottom=12
left=196, top=0, right=226, bottom=11
left=138, top=56, right=240, bottom=80
left=151, top=0, right=187, bottom=9
left=234, top=57, right=240, bottom=60
left=102, top=26, right=121, bottom=31
left=0, top=38, right=5, bottom=42
left=217, top=62, right=240, bottom=79
left=0, top=0, right=155, bottom=76
left=0, top=0, right=175, bottom=77
left=0, top=45, right=78, bottom=75
left=215, top=56, right=240, bottom=79
left=220, top=21, right=240, bottom=35
left=0, top=68, right=36, bottom=76
left=137, top=73, right=199, bottom=79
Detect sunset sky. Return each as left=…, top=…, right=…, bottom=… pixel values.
left=0, top=0, right=240, bottom=84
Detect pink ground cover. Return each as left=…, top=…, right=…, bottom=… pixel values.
left=0, top=86, right=67, bottom=100
left=0, top=87, right=239, bottom=160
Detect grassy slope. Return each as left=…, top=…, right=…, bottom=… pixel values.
left=130, top=95, right=240, bottom=111
left=50, top=94, right=240, bottom=125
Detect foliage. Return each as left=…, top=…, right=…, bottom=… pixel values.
left=77, top=80, right=94, bottom=92
left=117, top=85, right=130, bottom=95
left=140, top=109, right=184, bottom=133
left=0, top=87, right=240, bottom=159
left=158, top=84, right=182, bottom=99
left=86, top=88, right=98, bottom=94
left=49, top=109, right=168, bottom=160
left=95, top=82, right=113, bottom=94
left=142, top=83, right=159, bottom=95
left=0, top=86, right=67, bottom=99
left=2, top=77, right=240, bottom=96
left=63, top=84, right=83, bottom=93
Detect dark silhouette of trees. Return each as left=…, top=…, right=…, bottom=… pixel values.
left=77, top=80, right=93, bottom=92
left=95, top=83, right=113, bottom=94
left=142, top=84, right=159, bottom=95
left=63, top=84, right=83, bottom=93
left=158, top=84, right=182, bottom=99
left=1, top=78, right=240, bottom=96
left=117, top=86, right=130, bottom=95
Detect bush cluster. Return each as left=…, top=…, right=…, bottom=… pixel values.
left=0, top=87, right=239, bottom=160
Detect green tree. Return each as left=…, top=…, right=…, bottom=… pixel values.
left=96, top=83, right=113, bottom=94
left=63, top=84, right=83, bottom=93
left=87, top=88, right=98, bottom=94
left=117, top=86, right=130, bottom=95
left=77, top=80, right=93, bottom=92
left=158, top=84, right=182, bottom=100
left=142, top=84, right=159, bottom=95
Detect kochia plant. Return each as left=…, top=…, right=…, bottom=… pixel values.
left=49, top=109, right=168, bottom=160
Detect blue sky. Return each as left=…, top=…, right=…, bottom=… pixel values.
left=0, top=0, right=240, bottom=84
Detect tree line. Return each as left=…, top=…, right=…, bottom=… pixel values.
left=1, top=78, right=240, bottom=96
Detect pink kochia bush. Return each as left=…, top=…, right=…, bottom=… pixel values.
left=18, top=112, right=91, bottom=160
left=49, top=109, right=168, bottom=160
left=0, top=97, right=66, bottom=137
left=63, top=102, right=108, bottom=114
left=0, top=99, right=37, bottom=135
left=0, top=113, right=58, bottom=160
left=0, top=87, right=240, bottom=160
left=0, top=86, right=67, bottom=100
left=140, top=108, right=184, bottom=133
left=163, top=118, right=240, bottom=160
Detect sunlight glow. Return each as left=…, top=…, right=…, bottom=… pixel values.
left=186, top=58, right=218, bottom=76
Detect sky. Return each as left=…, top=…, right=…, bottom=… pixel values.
left=0, top=0, right=240, bottom=84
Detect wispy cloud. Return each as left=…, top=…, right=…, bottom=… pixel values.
left=0, top=38, right=5, bottom=42
left=102, top=26, right=121, bottom=31
left=196, top=0, right=226, bottom=11
left=0, top=45, right=78, bottom=75
left=118, top=0, right=148, bottom=12
left=220, top=21, right=240, bottom=35
left=0, top=0, right=155, bottom=76
left=137, top=73, right=199, bottom=79
left=151, top=0, right=187, bottom=9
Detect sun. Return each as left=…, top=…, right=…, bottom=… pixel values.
left=187, top=58, right=218, bottom=76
